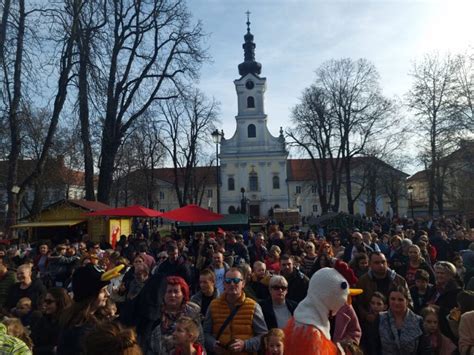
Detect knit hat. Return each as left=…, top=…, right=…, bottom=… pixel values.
left=72, top=264, right=110, bottom=302
left=333, top=260, right=358, bottom=286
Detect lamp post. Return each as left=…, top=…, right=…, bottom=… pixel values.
left=240, top=187, right=247, bottom=214
left=211, top=129, right=224, bottom=213
left=407, top=185, right=414, bottom=219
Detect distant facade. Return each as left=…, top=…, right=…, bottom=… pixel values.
left=407, top=140, right=474, bottom=216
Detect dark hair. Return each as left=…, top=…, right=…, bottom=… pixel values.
left=83, top=321, right=142, bottom=355
left=369, top=251, right=386, bottom=262
left=46, top=287, right=72, bottom=317
left=280, top=254, right=294, bottom=262
left=166, top=242, right=178, bottom=253
left=415, top=269, right=430, bottom=282
left=199, top=268, right=216, bottom=283
left=371, top=291, right=387, bottom=304
left=388, top=285, right=410, bottom=301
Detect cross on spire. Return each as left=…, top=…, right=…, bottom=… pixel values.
left=246, top=10, right=251, bottom=32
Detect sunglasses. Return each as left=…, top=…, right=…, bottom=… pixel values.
left=271, top=285, right=288, bottom=291
left=43, top=299, right=55, bottom=305
left=224, top=277, right=242, bottom=284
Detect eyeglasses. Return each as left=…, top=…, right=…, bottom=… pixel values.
left=43, top=299, right=55, bottom=305
left=271, top=285, right=288, bottom=291
left=224, top=277, right=242, bottom=284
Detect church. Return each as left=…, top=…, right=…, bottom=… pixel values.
left=219, top=17, right=288, bottom=217
left=113, top=19, right=409, bottom=219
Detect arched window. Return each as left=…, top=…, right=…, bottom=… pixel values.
left=228, top=206, right=236, bottom=214
left=272, top=176, right=280, bottom=189
left=228, top=177, right=235, bottom=191
left=247, top=96, right=255, bottom=108
left=248, top=124, right=256, bottom=138
left=249, top=172, right=258, bottom=191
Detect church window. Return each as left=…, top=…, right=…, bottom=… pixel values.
left=247, top=96, right=255, bottom=108
left=272, top=176, right=280, bottom=189
left=248, top=124, right=256, bottom=138
left=228, top=177, right=235, bottom=191
left=249, top=173, right=258, bottom=191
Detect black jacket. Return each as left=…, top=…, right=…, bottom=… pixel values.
left=284, top=270, right=309, bottom=303
left=5, top=278, right=46, bottom=310
left=259, top=298, right=297, bottom=329
left=31, top=314, right=61, bottom=355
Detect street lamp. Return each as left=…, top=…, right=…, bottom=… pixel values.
left=407, top=185, right=414, bottom=218
left=240, top=187, right=247, bottom=214
left=211, top=129, right=224, bottom=213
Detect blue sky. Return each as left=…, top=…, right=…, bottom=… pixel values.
left=188, top=0, right=473, bottom=166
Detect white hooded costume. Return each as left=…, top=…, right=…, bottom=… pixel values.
left=284, top=267, right=358, bottom=355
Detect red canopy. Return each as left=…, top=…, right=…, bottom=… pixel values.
left=85, top=205, right=163, bottom=218
left=160, top=204, right=223, bottom=223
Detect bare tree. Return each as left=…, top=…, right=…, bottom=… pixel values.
left=121, top=114, right=165, bottom=208
left=455, top=52, right=474, bottom=131
left=319, top=58, right=394, bottom=215
left=287, top=85, right=342, bottom=214
left=407, top=53, right=464, bottom=216
left=288, top=59, right=394, bottom=215
left=159, top=89, right=219, bottom=207
left=1, top=0, right=83, bottom=231
left=94, top=0, right=207, bottom=204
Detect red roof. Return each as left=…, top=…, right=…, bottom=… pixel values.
left=287, top=157, right=407, bottom=181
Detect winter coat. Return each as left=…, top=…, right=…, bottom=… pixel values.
left=354, top=269, right=412, bottom=322
left=259, top=298, right=297, bottom=330
left=377, top=309, right=423, bottom=355
left=332, top=303, right=362, bottom=345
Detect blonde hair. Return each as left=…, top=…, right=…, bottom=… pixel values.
left=264, top=328, right=285, bottom=347
left=16, top=297, right=32, bottom=308
left=176, top=316, right=200, bottom=342
left=2, top=317, right=33, bottom=350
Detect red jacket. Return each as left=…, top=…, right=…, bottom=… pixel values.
left=173, top=343, right=206, bottom=355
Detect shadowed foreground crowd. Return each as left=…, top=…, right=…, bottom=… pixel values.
left=0, top=215, right=473, bottom=354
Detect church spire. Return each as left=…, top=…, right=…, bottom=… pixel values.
left=238, top=11, right=262, bottom=77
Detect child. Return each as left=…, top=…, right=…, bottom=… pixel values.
left=172, top=316, right=205, bottom=355
left=410, top=269, right=435, bottom=314
left=13, top=297, right=36, bottom=328
left=360, top=292, right=387, bottom=354
left=419, top=306, right=456, bottom=355
left=264, top=328, right=285, bottom=355
left=97, top=299, right=118, bottom=321
left=369, top=292, right=387, bottom=314
left=2, top=317, right=33, bottom=350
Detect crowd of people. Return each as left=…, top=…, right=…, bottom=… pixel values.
left=0, top=214, right=473, bottom=354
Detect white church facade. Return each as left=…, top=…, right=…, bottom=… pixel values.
left=219, top=19, right=288, bottom=217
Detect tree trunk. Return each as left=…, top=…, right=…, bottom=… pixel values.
left=5, top=0, right=25, bottom=232
left=345, top=157, right=354, bottom=214
left=97, top=137, right=121, bottom=204
left=77, top=30, right=95, bottom=200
